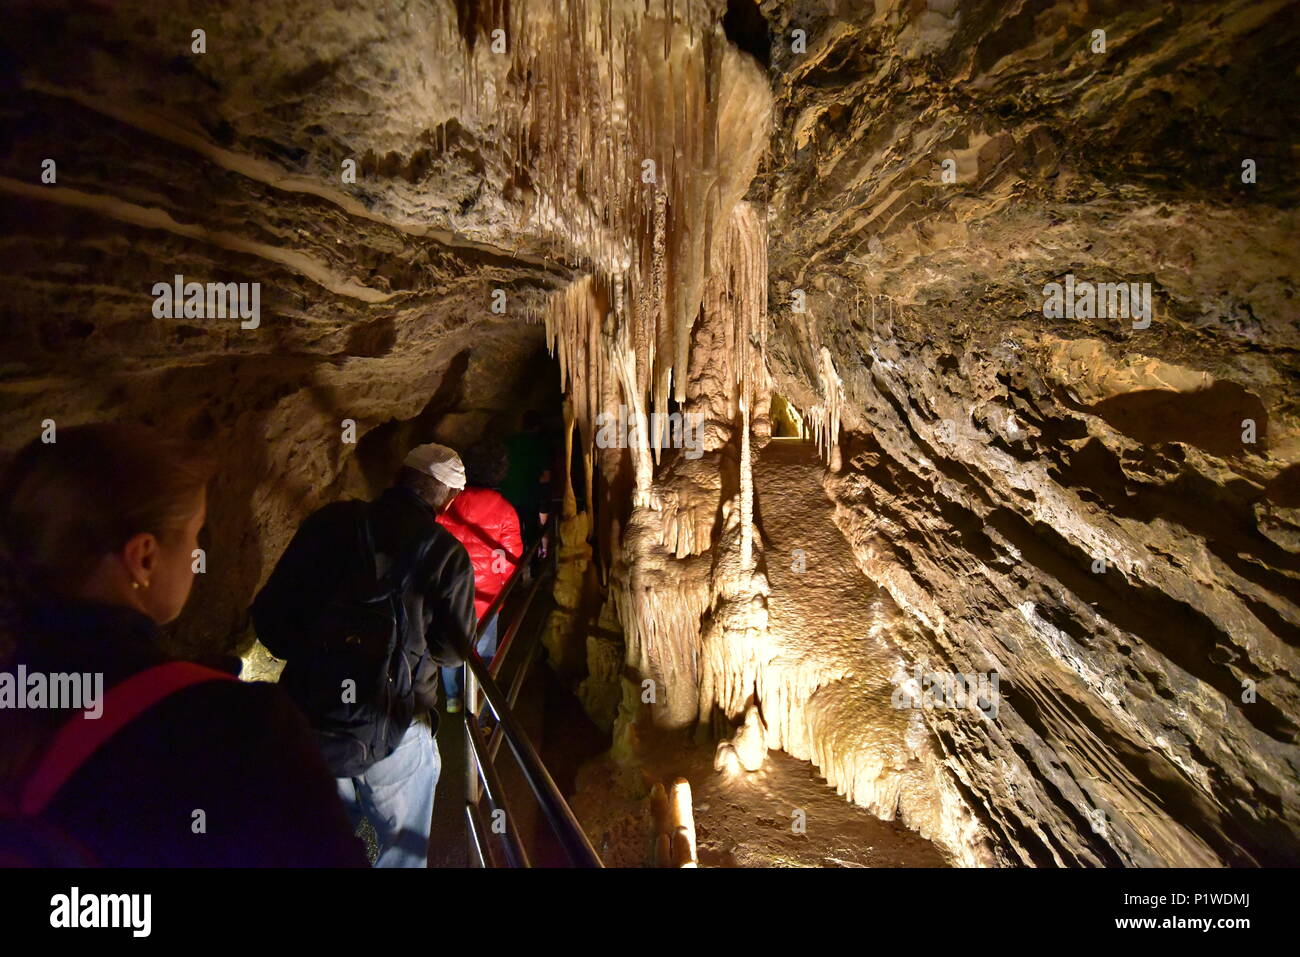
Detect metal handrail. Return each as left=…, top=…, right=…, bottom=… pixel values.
left=462, top=516, right=603, bottom=868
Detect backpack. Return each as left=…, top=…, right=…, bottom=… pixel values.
left=0, top=661, right=234, bottom=866
left=277, top=500, right=431, bottom=779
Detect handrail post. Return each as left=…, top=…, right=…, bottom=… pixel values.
left=465, top=714, right=530, bottom=868
left=465, top=648, right=482, bottom=808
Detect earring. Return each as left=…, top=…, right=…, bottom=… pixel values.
left=131, top=580, right=141, bottom=590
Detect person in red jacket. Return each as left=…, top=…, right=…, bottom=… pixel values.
left=436, top=438, right=524, bottom=713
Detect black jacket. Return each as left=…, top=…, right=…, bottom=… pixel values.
left=2, top=600, right=368, bottom=867
left=251, top=486, right=476, bottom=736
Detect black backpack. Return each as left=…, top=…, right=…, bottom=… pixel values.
left=278, top=500, right=430, bottom=778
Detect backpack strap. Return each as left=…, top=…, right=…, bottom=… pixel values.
left=18, top=661, right=235, bottom=816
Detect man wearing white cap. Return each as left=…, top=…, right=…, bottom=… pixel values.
left=252, top=442, right=477, bottom=867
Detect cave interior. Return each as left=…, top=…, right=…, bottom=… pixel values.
left=0, top=0, right=1297, bottom=868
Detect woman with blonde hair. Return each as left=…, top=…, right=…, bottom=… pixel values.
left=0, top=423, right=365, bottom=866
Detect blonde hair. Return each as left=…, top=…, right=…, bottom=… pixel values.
left=0, top=422, right=212, bottom=607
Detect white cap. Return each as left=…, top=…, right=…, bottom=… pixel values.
left=403, top=443, right=466, bottom=490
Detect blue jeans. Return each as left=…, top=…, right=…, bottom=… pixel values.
left=336, top=719, right=439, bottom=868
left=442, top=615, right=499, bottom=701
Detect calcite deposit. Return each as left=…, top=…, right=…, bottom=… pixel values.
left=1, top=0, right=1295, bottom=866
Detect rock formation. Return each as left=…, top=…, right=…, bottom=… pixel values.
left=1, top=0, right=1295, bottom=866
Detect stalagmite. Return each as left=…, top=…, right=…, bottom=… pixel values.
left=739, top=395, right=753, bottom=570
left=668, top=778, right=697, bottom=867
left=732, top=702, right=768, bottom=771
left=672, top=828, right=697, bottom=868
left=713, top=740, right=741, bottom=775
left=540, top=395, right=595, bottom=673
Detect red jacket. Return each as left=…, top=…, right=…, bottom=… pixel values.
left=436, top=487, right=524, bottom=621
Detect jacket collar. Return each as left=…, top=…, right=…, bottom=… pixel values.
left=19, top=599, right=164, bottom=683
left=381, top=484, right=441, bottom=523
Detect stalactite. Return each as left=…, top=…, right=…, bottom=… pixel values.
left=449, top=0, right=971, bottom=872
left=739, top=392, right=753, bottom=571
left=809, top=346, right=843, bottom=467
left=508, top=2, right=772, bottom=740
left=504, top=2, right=767, bottom=474
left=561, top=395, right=578, bottom=520
left=609, top=326, right=654, bottom=507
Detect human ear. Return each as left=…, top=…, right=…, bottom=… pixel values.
left=121, top=531, right=161, bottom=587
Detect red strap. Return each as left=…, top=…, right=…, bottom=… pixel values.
left=18, top=661, right=235, bottom=816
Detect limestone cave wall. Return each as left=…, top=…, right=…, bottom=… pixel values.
left=0, top=0, right=1296, bottom=866
left=759, top=0, right=1299, bottom=865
